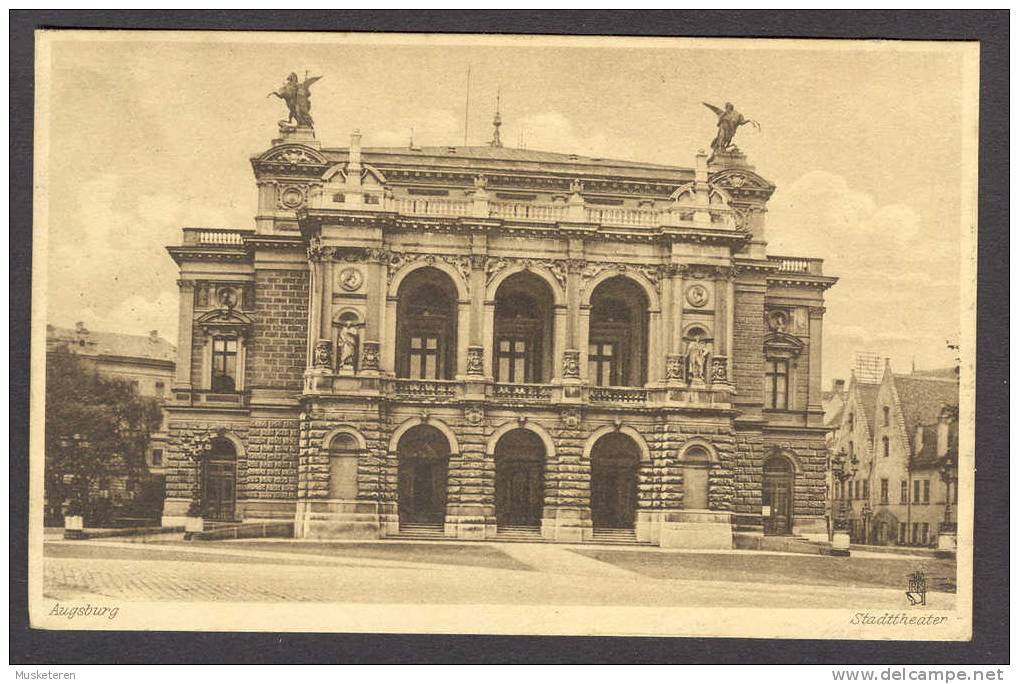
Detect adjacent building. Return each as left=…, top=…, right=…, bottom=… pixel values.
left=45, top=323, right=176, bottom=521
left=161, top=114, right=836, bottom=547
left=828, top=360, right=959, bottom=546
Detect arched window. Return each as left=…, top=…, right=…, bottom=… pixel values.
left=396, top=268, right=458, bottom=380
left=589, top=277, right=649, bottom=387
left=882, top=436, right=890, bottom=458
left=883, top=406, right=891, bottom=426
left=494, top=273, right=554, bottom=383
left=327, top=432, right=361, bottom=499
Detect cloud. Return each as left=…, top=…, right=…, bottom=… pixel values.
left=767, top=170, right=961, bottom=380
left=514, top=111, right=616, bottom=157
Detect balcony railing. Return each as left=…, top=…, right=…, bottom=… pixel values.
left=490, top=201, right=565, bottom=222
left=182, top=227, right=252, bottom=246
left=390, top=197, right=472, bottom=218
left=589, top=386, right=649, bottom=404
left=492, top=382, right=553, bottom=402
left=767, top=255, right=825, bottom=275
left=391, top=378, right=458, bottom=400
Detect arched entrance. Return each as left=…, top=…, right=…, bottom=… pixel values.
left=494, top=429, right=546, bottom=528
left=871, top=509, right=899, bottom=546
left=589, top=432, right=640, bottom=529
left=762, top=455, right=794, bottom=535
left=397, top=424, right=450, bottom=525
left=203, top=436, right=237, bottom=521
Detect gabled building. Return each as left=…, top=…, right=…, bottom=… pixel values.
left=836, top=360, right=959, bottom=546
left=160, top=115, right=836, bottom=547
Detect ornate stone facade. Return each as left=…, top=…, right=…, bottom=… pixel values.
left=161, top=124, right=836, bottom=548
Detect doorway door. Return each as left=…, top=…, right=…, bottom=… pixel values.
left=398, top=458, right=448, bottom=524
left=762, top=456, right=794, bottom=535
left=591, top=457, right=638, bottom=528
left=203, top=461, right=236, bottom=522
left=495, top=457, right=543, bottom=526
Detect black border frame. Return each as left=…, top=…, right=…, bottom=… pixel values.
left=9, top=10, right=1009, bottom=665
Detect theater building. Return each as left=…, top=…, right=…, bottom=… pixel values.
left=161, top=118, right=836, bottom=547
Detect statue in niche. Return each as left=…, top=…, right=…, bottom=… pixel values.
left=337, top=318, right=364, bottom=370
left=702, top=102, right=760, bottom=155
left=268, top=72, right=322, bottom=127
left=686, top=336, right=712, bottom=382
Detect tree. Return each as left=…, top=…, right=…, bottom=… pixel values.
left=44, top=348, right=163, bottom=524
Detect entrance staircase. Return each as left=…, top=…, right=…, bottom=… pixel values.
left=591, top=527, right=642, bottom=545
left=390, top=522, right=446, bottom=540
left=494, top=525, right=543, bottom=542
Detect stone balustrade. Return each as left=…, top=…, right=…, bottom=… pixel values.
left=182, top=227, right=252, bottom=246
left=589, top=386, right=649, bottom=405
left=492, top=382, right=553, bottom=402
left=767, top=255, right=825, bottom=275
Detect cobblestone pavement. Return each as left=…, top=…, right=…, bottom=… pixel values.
left=43, top=539, right=956, bottom=609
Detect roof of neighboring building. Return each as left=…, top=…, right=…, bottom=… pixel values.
left=323, top=145, right=698, bottom=183
left=855, top=381, right=882, bottom=432
left=892, top=374, right=960, bottom=450
left=47, top=324, right=176, bottom=364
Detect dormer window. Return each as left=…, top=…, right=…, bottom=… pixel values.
left=364, top=194, right=380, bottom=205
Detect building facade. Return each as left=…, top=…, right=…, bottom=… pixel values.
left=161, top=119, right=836, bottom=547
left=47, top=323, right=175, bottom=473
left=829, top=361, right=959, bottom=546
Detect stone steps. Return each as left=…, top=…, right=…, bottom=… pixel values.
left=389, top=523, right=446, bottom=540
left=495, top=525, right=543, bottom=542
left=591, top=527, right=644, bottom=545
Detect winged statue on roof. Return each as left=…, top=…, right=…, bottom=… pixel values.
left=702, top=102, right=760, bottom=155
left=268, top=71, right=322, bottom=127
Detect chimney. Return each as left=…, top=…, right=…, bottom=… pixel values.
left=833, top=378, right=845, bottom=394
left=149, top=330, right=159, bottom=342
left=348, top=130, right=363, bottom=181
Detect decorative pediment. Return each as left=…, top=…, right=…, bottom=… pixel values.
left=764, top=331, right=804, bottom=359
left=196, top=308, right=254, bottom=336
left=258, top=144, right=329, bottom=166
left=709, top=168, right=775, bottom=202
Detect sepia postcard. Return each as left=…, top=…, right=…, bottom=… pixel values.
left=29, top=30, right=978, bottom=640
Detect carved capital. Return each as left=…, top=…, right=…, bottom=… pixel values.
left=466, top=346, right=484, bottom=376
left=562, top=349, right=581, bottom=379
left=177, top=279, right=196, bottom=290
left=359, top=341, right=380, bottom=371
left=808, top=306, right=827, bottom=318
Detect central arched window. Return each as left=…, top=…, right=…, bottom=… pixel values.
left=494, top=273, right=554, bottom=383
left=396, top=268, right=458, bottom=380
left=588, top=277, right=649, bottom=387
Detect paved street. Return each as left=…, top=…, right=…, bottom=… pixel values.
left=43, top=537, right=956, bottom=610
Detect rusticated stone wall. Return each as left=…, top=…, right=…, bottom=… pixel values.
left=733, top=428, right=765, bottom=529
left=298, top=412, right=385, bottom=500
left=765, top=434, right=827, bottom=518
left=250, top=269, right=308, bottom=390
left=549, top=419, right=587, bottom=509
left=243, top=418, right=299, bottom=500
left=164, top=420, right=250, bottom=501
left=446, top=412, right=489, bottom=511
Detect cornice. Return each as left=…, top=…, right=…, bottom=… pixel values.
left=167, top=246, right=250, bottom=265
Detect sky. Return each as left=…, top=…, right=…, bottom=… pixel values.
left=37, top=33, right=976, bottom=384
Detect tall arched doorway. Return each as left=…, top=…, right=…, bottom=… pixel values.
left=588, top=277, right=649, bottom=387
left=493, top=273, right=554, bottom=383
left=395, top=268, right=458, bottom=380
left=397, top=425, right=450, bottom=526
left=494, top=429, right=546, bottom=529
left=589, top=432, right=641, bottom=529
left=762, top=454, right=794, bottom=535
left=203, top=436, right=237, bottom=522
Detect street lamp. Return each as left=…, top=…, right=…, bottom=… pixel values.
left=939, top=456, right=957, bottom=533
left=831, top=448, right=859, bottom=531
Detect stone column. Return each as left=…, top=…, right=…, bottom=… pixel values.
left=361, top=248, right=385, bottom=375
left=807, top=306, right=825, bottom=413
left=305, top=252, right=323, bottom=368
left=174, top=279, right=195, bottom=390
